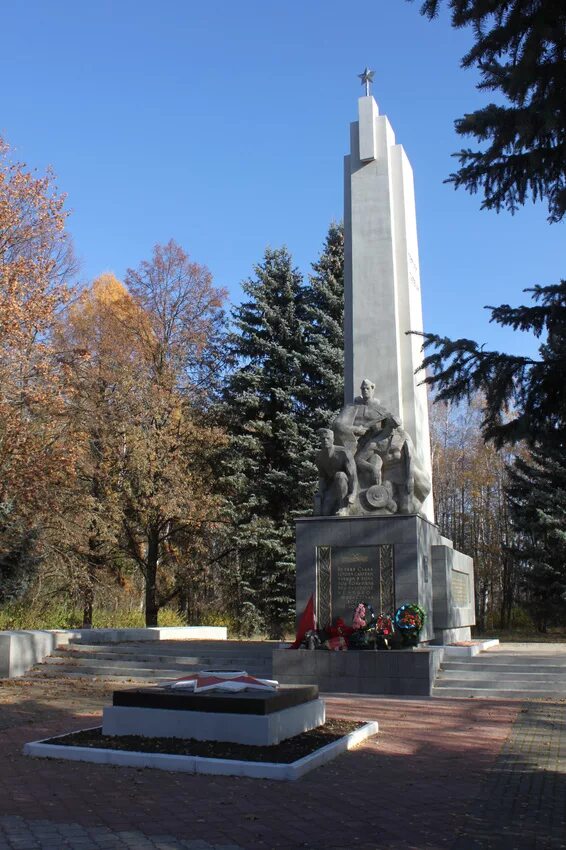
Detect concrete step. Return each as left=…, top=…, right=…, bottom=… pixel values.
left=41, top=658, right=272, bottom=675
left=46, top=652, right=273, bottom=667
left=436, top=670, right=563, bottom=684
left=442, top=660, right=566, bottom=672
left=29, top=669, right=178, bottom=683
left=432, top=686, right=562, bottom=699
left=36, top=655, right=272, bottom=671
left=31, top=665, right=201, bottom=678
left=434, top=676, right=564, bottom=691
left=56, top=649, right=275, bottom=661
left=63, top=640, right=277, bottom=655
left=31, top=661, right=273, bottom=680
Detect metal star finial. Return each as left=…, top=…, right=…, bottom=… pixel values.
left=358, top=67, right=375, bottom=96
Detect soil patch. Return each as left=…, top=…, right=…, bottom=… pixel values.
left=42, top=718, right=364, bottom=763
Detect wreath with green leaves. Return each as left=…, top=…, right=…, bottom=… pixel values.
left=394, top=603, right=426, bottom=645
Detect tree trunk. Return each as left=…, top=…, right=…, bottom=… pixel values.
left=475, top=579, right=487, bottom=633
left=177, top=588, right=188, bottom=620
left=145, top=527, right=160, bottom=627
left=82, top=586, right=93, bottom=629
left=499, top=555, right=514, bottom=630
left=82, top=532, right=100, bottom=629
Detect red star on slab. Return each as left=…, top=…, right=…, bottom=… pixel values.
left=170, top=671, right=278, bottom=692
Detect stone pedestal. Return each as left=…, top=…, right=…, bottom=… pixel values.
left=290, top=514, right=475, bottom=695
left=273, top=647, right=442, bottom=697
left=296, top=514, right=437, bottom=642
left=295, top=514, right=475, bottom=646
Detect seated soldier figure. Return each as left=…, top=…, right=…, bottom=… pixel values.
left=333, top=378, right=401, bottom=453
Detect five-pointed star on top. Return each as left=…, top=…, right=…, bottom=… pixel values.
left=358, top=67, right=375, bottom=94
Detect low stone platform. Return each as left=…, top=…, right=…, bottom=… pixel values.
left=273, top=647, right=443, bottom=696
left=102, top=685, right=324, bottom=745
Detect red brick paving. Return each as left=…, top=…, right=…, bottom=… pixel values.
left=0, top=678, right=519, bottom=850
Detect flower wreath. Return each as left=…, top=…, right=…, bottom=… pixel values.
left=375, top=613, right=394, bottom=636
left=394, top=603, right=426, bottom=634
left=352, top=601, right=376, bottom=631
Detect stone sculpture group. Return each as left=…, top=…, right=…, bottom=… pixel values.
left=314, top=378, right=431, bottom=518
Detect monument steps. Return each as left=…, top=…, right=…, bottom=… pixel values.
left=27, top=639, right=275, bottom=683
left=44, top=653, right=215, bottom=665
left=56, top=639, right=275, bottom=655
left=433, top=687, right=565, bottom=699
left=29, top=668, right=198, bottom=683
left=442, top=654, right=566, bottom=675
left=433, top=649, right=566, bottom=699
left=29, top=665, right=274, bottom=682
left=42, top=653, right=273, bottom=668
left=50, top=647, right=275, bottom=663
left=37, top=658, right=274, bottom=674
left=437, top=667, right=566, bottom=682
left=435, top=675, right=565, bottom=690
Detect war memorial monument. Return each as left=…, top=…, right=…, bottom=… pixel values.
left=274, top=71, right=475, bottom=695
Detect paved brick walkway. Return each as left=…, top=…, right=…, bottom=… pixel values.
left=452, top=701, right=566, bottom=850
left=0, top=673, right=563, bottom=849
left=0, top=816, right=242, bottom=850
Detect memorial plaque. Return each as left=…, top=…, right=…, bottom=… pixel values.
left=451, top=570, right=470, bottom=607
left=331, top=547, right=380, bottom=620
left=316, top=544, right=396, bottom=625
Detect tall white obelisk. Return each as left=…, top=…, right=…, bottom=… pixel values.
left=344, top=70, right=434, bottom=520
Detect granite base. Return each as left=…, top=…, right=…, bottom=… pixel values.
left=273, top=647, right=443, bottom=696
left=102, top=685, right=325, bottom=746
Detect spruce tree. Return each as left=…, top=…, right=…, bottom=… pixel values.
left=419, top=281, right=566, bottom=447
left=415, top=1, right=566, bottom=223
left=506, top=442, right=566, bottom=630
left=302, top=222, right=345, bottom=427
left=413, top=0, right=566, bottom=622
left=413, top=0, right=566, bottom=442
left=221, top=247, right=311, bottom=638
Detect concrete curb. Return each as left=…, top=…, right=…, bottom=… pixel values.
left=23, top=721, right=379, bottom=781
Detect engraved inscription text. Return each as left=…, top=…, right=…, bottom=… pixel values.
left=452, top=570, right=470, bottom=607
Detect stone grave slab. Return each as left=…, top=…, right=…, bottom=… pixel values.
left=102, top=684, right=324, bottom=746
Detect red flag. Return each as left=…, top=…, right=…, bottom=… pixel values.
left=289, top=594, right=316, bottom=648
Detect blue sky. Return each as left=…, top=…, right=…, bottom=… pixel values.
left=1, top=0, right=562, bottom=357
